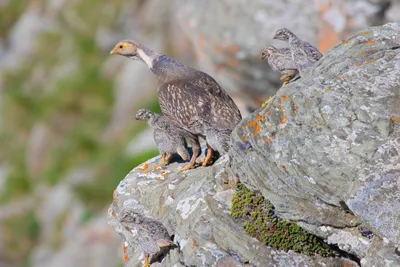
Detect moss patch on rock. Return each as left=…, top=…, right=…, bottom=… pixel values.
left=231, top=183, right=337, bottom=257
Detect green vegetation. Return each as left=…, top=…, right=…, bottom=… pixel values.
left=0, top=0, right=159, bottom=264
left=231, top=183, right=337, bottom=257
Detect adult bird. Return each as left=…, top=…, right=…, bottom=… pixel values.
left=261, top=45, right=299, bottom=86
left=273, top=28, right=323, bottom=77
left=110, top=40, right=242, bottom=171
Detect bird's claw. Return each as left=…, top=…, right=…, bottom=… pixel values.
left=178, top=163, right=196, bottom=173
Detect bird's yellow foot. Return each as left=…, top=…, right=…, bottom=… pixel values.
left=201, top=145, right=214, bottom=167
left=279, top=74, right=289, bottom=81
left=144, top=255, right=150, bottom=267
left=282, top=81, right=289, bottom=86
left=261, top=96, right=273, bottom=107
left=159, top=153, right=167, bottom=166
left=178, top=163, right=196, bottom=173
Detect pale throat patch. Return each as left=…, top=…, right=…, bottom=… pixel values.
left=137, top=48, right=154, bottom=69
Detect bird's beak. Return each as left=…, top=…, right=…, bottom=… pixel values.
left=110, top=48, right=119, bottom=55
left=261, top=52, right=267, bottom=60
left=272, top=35, right=278, bottom=40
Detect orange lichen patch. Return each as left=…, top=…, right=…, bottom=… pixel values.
left=341, top=39, right=350, bottom=44
left=123, top=243, right=127, bottom=253
left=132, top=186, right=137, bottom=190
left=137, top=163, right=149, bottom=171
left=392, top=53, right=396, bottom=57
left=144, top=171, right=149, bottom=175
left=242, top=125, right=247, bottom=128
left=390, top=115, right=396, bottom=120
left=264, top=139, right=272, bottom=144
left=169, top=193, right=175, bottom=199
left=111, top=211, right=115, bottom=217
left=340, top=76, right=345, bottom=80
left=280, top=115, right=287, bottom=124
left=282, top=165, right=286, bottom=169
left=156, top=177, right=165, bottom=182
left=256, top=114, right=266, bottom=122
left=113, top=189, right=117, bottom=199
left=249, top=121, right=259, bottom=127
left=267, top=111, right=272, bottom=116
left=243, top=135, right=248, bottom=142
left=364, top=40, right=376, bottom=45
left=160, top=170, right=169, bottom=176
left=325, top=87, right=332, bottom=92
left=361, top=31, right=369, bottom=36
left=313, top=89, right=317, bottom=93
left=360, top=51, right=365, bottom=55
left=255, top=125, right=262, bottom=133
left=124, top=254, right=129, bottom=262
left=365, top=61, right=371, bottom=65
left=281, top=94, right=288, bottom=102
left=355, top=63, right=361, bottom=67
left=154, top=165, right=162, bottom=170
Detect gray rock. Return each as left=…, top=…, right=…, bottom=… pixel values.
left=174, top=0, right=397, bottom=108
left=108, top=155, right=358, bottom=266
left=230, top=23, right=400, bottom=263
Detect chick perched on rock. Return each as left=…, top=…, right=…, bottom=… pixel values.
left=120, top=209, right=173, bottom=267
left=261, top=45, right=299, bottom=86
left=189, top=116, right=231, bottom=158
left=273, top=28, right=323, bottom=76
left=135, top=109, right=189, bottom=166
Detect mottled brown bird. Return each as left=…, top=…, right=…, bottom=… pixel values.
left=273, top=28, right=323, bottom=76
left=120, top=209, right=173, bottom=267
left=135, top=109, right=189, bottom=166
left=261, top=45, right=299, bottom=86
left=110, top=40, right=241, bottom=171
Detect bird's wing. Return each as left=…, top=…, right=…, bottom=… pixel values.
left=301, top=41, right=323, bottom=61
left=158, top=73, right=241, bottom=132
left=137, top=234, right=160, bottom=255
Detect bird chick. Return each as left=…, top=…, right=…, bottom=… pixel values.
left=273, top=28, right=323, bottom=77
left=261, top=45, right=299, bottom=86
left=189, top=116, right=232, bottom=163
left=135, top=109, right=189, bottom=166
left=120, top=209, right=173, bottom=267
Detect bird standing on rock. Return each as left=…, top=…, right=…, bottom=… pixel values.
left=273, top=28, right=323, bottom=77
left=261, top=45, right=299, bottom=86
left=120, top=209, right=173, bottom=267
left=110, top=40, right=242, bottom=171
left=135, top=109, right=189, bottom=166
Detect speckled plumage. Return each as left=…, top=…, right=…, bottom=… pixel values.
left=111, top=40, right=242, bottom=170
left=135, top=109, right=189, bottom=165
left=261, top=45, right=299, bottom=84
left=273, top=28, right=323, bottom=76
left=189, top=116, right=231, bottom=154
left=120, top=209, right=173, bottom=266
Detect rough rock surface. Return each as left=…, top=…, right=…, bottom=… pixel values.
left=230, top=23, right=400, bottom=265
left=109, top=155, right=358, bottom=267
left=175, top=0, right=396, bottom=108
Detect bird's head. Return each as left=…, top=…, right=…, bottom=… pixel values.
left=261, top=45, right=278, bottom=60
left=110, top=40, right=139, bottom=59
left=120, top=209, right=144, bottom=224
left=273, top=28, right=295, bottom=41
left=135, top=109, right=154, bottom=121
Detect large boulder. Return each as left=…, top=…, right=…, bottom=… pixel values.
left=109, top=155, right=357, bottom=266
left=230, top=23, right=400, bottom=264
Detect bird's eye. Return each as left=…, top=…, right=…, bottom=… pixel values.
left=119, top=45, right=123, bottom=49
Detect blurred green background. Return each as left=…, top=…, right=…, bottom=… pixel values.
left=0, top=0, right=396, bottom=266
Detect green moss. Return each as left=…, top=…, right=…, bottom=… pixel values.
left=231, top=183, right=337, bottom=257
